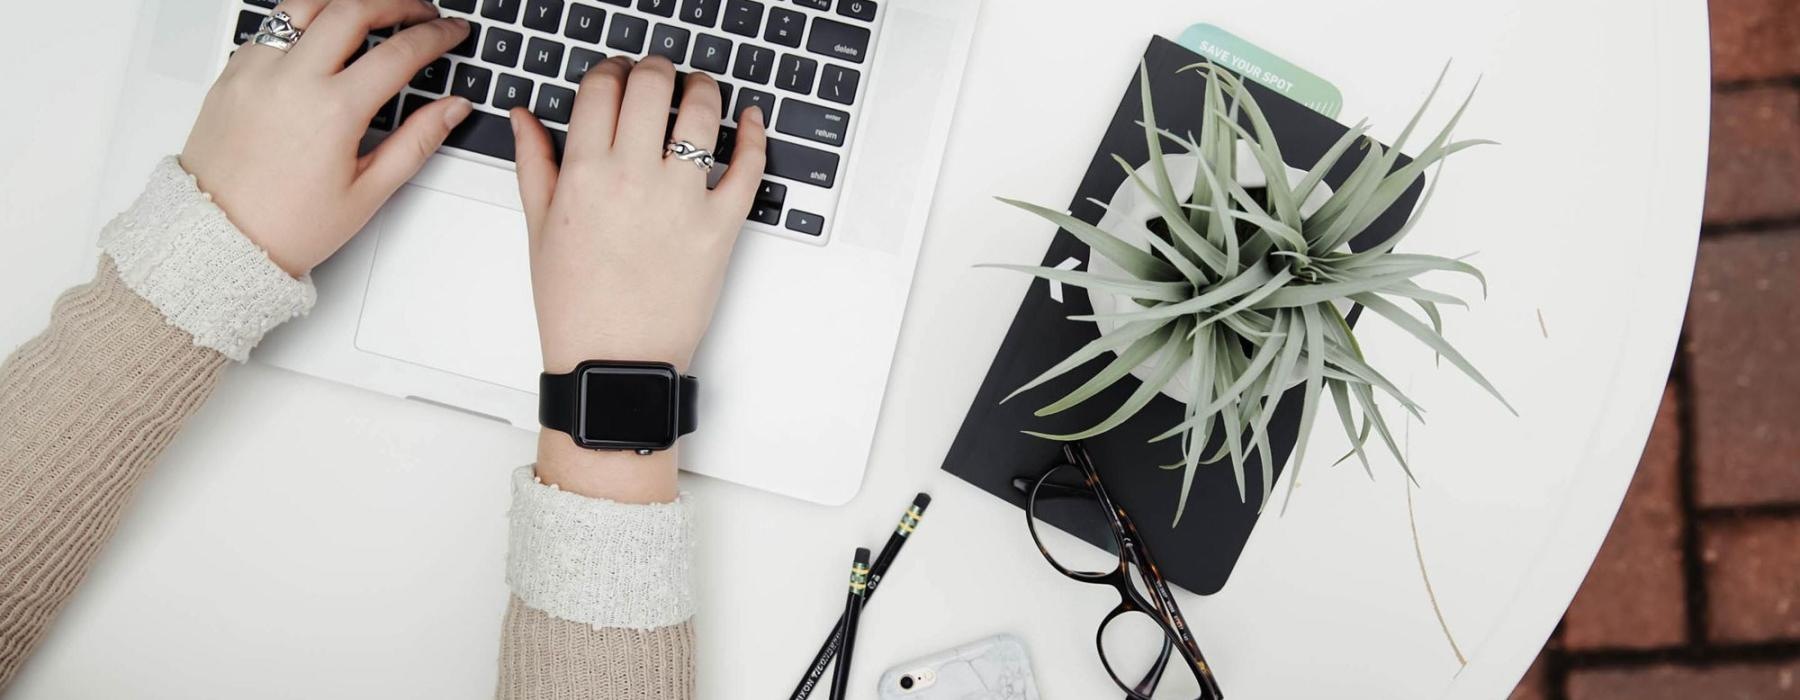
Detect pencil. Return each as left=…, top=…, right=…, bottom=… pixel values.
left=789, top=493, right=931, bottom=700
left=828, top=548, right=871, bottom=700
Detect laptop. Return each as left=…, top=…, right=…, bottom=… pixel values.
left=96, top=0, right=980, bottom=505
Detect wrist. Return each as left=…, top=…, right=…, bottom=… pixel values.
left=535, top=430, right=680, bottom=504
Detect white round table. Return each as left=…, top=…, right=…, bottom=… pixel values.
left=0, top=0, right=1708, bottom=697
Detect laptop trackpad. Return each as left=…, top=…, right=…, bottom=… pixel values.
left=356, top=186, right=541, bottom=394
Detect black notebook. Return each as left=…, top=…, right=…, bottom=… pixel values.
left=941, top=35, right=1424, bottom=595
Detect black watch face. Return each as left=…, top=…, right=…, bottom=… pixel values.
left=577, top=364, right=679, bottom=450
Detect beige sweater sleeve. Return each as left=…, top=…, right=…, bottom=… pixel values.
left=0, top=158, right=699, bottom=697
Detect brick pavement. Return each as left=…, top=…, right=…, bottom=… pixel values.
left=1509, top=2, right=1800, bottom=697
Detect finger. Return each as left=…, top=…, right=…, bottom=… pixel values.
left=613, top=55, right=679, bottom=158
left=563, top=56, right=633, bottom=162
left=713, top=105, right=767, bottom=207
left=668, top=72, right=724, bottom=158
left=510, top=108, right=561, bottom=245
left=354, top=95, right=474, bottom=203
left=291, top=0, right=442, bottom=74
left=237, top=0, right=327, bottom=63
left=341, top=17, right=469, bottom=108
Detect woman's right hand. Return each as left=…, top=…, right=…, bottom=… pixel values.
left=510, top=55, right=767, bottom=503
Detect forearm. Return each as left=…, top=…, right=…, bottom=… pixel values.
left=0, top=262, right=227, bottom=688
left=0, top=158, right=313, bottom=690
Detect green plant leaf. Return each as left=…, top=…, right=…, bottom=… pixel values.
left=1252, top=271, right=1438, bottom=309
left=1003, top=320, right=1165, bottom=403
left=1026, top=319, right=1193, bottom=442
left=1115, top=155, right=1230, bottom=275
left=1034, top=324, right=1176, bottom=417
left=1296, top=120, right=1371, bottom=203
left=1351, top=293, right=1516, bottom=415
left=1071, top=262, right=1274, bottom=324
left=996, top=197, right=1181, bottom=283
left=978, top=263, right=1196, bottom=303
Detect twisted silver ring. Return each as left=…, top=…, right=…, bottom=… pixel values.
left=664, top=140, right=717, bottom=173
left=252, top=11, right=304, bottom=53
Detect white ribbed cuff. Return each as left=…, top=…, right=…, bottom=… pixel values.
left=100, top=156, right=316, bottom=362
left=505, top=466, right=696, bottom=630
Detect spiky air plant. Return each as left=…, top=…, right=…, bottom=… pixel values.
left=989, top=63, right=1515, bottom=525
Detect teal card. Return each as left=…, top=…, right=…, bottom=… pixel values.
left=1176, top=23, right=1343, bottom=119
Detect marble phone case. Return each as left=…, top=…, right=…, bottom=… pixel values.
left=877, top=634, right=1040, bottom=700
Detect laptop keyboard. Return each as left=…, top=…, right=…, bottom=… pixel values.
left=229, top=0, right=885, bottom=241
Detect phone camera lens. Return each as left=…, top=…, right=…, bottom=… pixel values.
left=899, top=676, right=915, bottom=690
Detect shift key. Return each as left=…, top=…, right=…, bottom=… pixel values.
left=776, top=101, right=849, bottom=147
left=765, top=137, right=840, bottom=188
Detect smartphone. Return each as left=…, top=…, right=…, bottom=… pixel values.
left=877, top=634, right=1040, bottom=700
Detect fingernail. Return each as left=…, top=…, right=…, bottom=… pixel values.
left=747, top=105, right=765, bottom=126
left=443, top=97, right=473, bottom=129
left=510, top=114, right=520, bottom=136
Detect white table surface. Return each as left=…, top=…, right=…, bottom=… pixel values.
left=0, top=1, right=1709, bottom=698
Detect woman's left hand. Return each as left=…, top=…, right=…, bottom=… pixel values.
left=180, top=0, right=475, bottom=277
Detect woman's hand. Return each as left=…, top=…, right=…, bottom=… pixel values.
left=512, top=55, right=768, bottom=503
left=181, top=0, right=474, bottom=277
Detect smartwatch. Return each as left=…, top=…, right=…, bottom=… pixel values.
left=539, top=360, right=699, bottom=453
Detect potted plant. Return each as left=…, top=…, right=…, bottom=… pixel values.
left=988, top=62, right=1514, bottom=524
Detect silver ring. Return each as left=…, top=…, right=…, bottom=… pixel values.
left=664, top=140, right=717, bottom=173
left=251, top=11, right=304, bottom=53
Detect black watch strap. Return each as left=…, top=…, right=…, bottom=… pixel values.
left=538, top=368, right=699, bottom=440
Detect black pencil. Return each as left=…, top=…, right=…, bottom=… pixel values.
left=790, top=493, right=931, bottom=700
left=828, top=548, right=871, bottom=700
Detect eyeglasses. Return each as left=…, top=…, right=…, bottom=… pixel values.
left=1014, top=442, right=1224, bottom=700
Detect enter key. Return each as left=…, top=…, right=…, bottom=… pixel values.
left=775, top=101, right=850, bottom=147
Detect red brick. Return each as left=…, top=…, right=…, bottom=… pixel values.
left=1564, top=384, right=1687, bottom=650
left=1704, top=88, right=1800, bottom=224
left=1509, top=654, right=1551, bottom=700
left=1703, top=517, right=1800, bottom=643
left=1710, top=0, right=1800, bottom=82
left=1685, top=229, right=1800, bottom=507
left=1567, top=660, right=1800, bottom=700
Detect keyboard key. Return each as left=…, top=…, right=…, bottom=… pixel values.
left=817, top=64, right=858, bottom=105
left=648, top=24, right=690, bottom=62
left=764, top=7, right=803, bottom=47
left=714, top=124, right=737, bottom=162
left=565, top=4, right=605, bottom=43
left=494, top=73, right=535, bottom=110
left=757, top=180, right=787, bottom=205
left=524, top=0, right=564, bottom=32
left=749, top=201, right=781, bottom=225
left=483, top=27, right=524, bottom=67
left=638, top=0, right=677, bottom=17
left=721, top=0, right=763, bottom=37
left=452, top=63, right=495, bottom=103
left=836, top=0, right=875, bottom=21
left=606, top=13, right=648, bottom=52
left=691, top=34, right=731, bottom=73
left=481, top=0, right=523, bottom=23
left=596, top=0, right=629, bottom=5
left=523, top=37, right=566, bottom=78
left=443, top=103, right=521, bottom=161
left=440, top=0, right=479, bottom=11
left=775, top=54, right=817, bottom=94
left=786, top=209, right=824, bottom=235
left=733, top=87, right=775, bottom=122
left=233, top=11, right=262, bottom=45
left=732, top=44, right=774, bottom=83
left=244, top=0, right=279, bottom=8
left=371, top=97, right=400, bottom=131
left=806, top=17, right=868, bottom=64
left=450, top=21, right=481, bottom=57
left=412, top=57, right=452, bottom=93
left=792, top=0, right=829, bottom=10
left=566, top=47, right=606, bottom=82
left=776, top=100, right=847, bottom=146
left=679, top=0, right=721, bottom=27
left=535, top=84, right=577, bottom=123
left=765, top=137, right=839, bottom=187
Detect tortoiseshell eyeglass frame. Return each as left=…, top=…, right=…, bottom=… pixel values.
left=1018, top=441, right=1224, bottom=700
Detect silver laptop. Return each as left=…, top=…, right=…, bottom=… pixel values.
left=97, top=0, right=979, bottom=505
